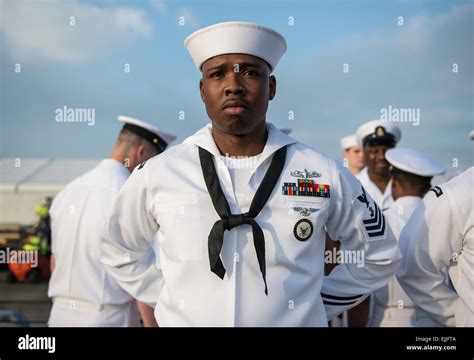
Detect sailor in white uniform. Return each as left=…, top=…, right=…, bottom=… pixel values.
left=369, top=148, right=446, bottom=327
left=397, top=166, right=474, bottom=327
left=340, top=134, right=364, bottom=176
left=355, top=120, right=401, bottom=210
left=101, top=21, right=401, bottom=327
left=48, top=116, right=176, bottom=327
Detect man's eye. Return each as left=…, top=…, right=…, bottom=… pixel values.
left=243, top=70, right=258, bottom=76
left=210, top=71, right=223, bottom=78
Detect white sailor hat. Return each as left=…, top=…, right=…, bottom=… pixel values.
left=385, top=148, right=446, bottom=177
left=355, top=120, right=401, bottom=147
left=340, top=134, right=358, bottom=150
left=118, top=115, right=177, bottom=152
left=184, top=21, right=287, bottom=71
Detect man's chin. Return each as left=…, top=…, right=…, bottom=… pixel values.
left=373, top=166, right=390, bottom=174
left=214, top=117, right=253, bottom=135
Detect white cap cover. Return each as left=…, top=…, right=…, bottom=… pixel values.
left=340, top=134, right=358, bottom=150
left=118, top=115, right=177, bottom=150
left=385, top=148, right=446, bottom=177
left=184, top=21, right=287, bottom=71
left=355, top=120, right=401, bottom=146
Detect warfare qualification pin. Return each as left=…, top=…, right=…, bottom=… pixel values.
left=293, top=219, right=313, bottom=241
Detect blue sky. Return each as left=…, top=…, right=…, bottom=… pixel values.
left=1, top=0, right=472, bottom=180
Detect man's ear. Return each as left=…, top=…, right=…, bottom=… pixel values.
left=269, top=75, right=276, bottom=101
left=136, top=143, right=146, bottom=158
left=200, top=79, right=206, bottom=103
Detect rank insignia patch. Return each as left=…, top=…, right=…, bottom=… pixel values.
left=294, top=219, right=313, bottom=241
left=362, top=202, right=385, bottom=238
left=357, top=186, right=386, bottom=239
left=282, top=180, right=330, bottom=198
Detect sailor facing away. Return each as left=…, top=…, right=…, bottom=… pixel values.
left=368, top=148, right=446, bottom=327
left=397, top=167, right=474, bottom=327
left=47, top=116, right=176, bottom=327
left=355, top=120, right=401, bottom=211
left=101, top=21, right=401, bottom=326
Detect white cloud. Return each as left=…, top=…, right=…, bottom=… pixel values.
left=149, top=1, right=198, bottom=27
left=0, top=0, right=152, bottom=63
left=113, top=8, right=152, bottom=34
left=150, top=0, right=168, bottom=14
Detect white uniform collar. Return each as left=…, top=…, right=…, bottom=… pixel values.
left=391, top=195, right=421, bottom=208
left=184, top=122, right=297, bottom=167
left=356, top=166, right=394, bottom=210
left=356, top=166, right=368, bottom=180
left=100, top=158, right=130, bottom=177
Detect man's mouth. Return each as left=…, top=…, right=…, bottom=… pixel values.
left=223, top=107, right=246, bottom=115
left=222, top=100, right=248, bottom=115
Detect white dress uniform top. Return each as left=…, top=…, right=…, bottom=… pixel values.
left=102, top=123, right=402, bottom=326
left=370, top=148, right=446, bottom=327
left=355, top=120, right=401, bottom=210
left=48, top=116, right=176, bottom=327
left=397, top=167, right=474, bottom=327
left=48, top=159, right=140, bottom=327
left=370, top=196, right=436, bottom=326
left=355, top=167, right=393, bottom=210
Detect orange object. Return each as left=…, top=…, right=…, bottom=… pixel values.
left=8, top=262, right=32, bottom=282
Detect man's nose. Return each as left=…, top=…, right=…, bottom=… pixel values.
left=375, top=150, right=387, bottom=161
left=224, top=73, right=245, bottom=96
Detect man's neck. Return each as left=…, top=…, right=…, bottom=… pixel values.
left=368, top=169, right=390, bottom=193
left=109, top=151, right=131, bottom=173
left=349, top=165, right=363, bottom=175
left=212, top=122, right=267, bottom=157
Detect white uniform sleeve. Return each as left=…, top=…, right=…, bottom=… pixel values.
left=322, top=163, right=402, bottom=320
left=396, top=189, right=461, bottom=327
left=49, top=194, right=60, bottom=257
left=49, top=190, right=69, bottom=258
left=101, top=163, right=163, bottom=307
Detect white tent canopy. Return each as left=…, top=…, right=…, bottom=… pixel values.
left=0, top=158, right=101, bottom=224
